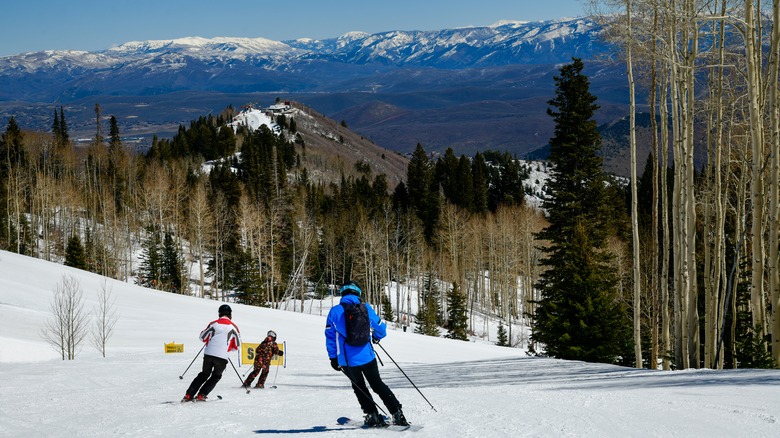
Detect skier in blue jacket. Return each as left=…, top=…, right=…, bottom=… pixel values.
left=325, top=281, right=409, bottom=427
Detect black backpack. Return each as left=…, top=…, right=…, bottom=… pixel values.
left=342, top=303, right=371, bottom=346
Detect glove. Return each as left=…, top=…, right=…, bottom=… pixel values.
left=330, top=357, right=342, bottom=371
left=372, top=336, right=381, bottom=344
left=278, top=351, right=284, bottom=356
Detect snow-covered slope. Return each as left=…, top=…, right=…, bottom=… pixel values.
left=1, top=250, right=779, bottom=437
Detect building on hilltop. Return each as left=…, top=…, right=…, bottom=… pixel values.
left=268, top=101, right=292, bottom=114
left=228, top=106, right=281, bottom=134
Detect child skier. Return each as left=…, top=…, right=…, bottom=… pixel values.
left=243, top=330, right=284, bottom=388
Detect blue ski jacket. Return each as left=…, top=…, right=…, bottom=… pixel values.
left=325, top=294, right=387, bottom=367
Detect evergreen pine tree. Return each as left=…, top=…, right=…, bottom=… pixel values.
left=415, top=273, right=441, bottom=337
left=381, top=292, right=395, bottom=323
left=452, top=155, right=474, bottom=210
left=496, top=322, right=509, bottom=347
left=137, top=226, right=162, bottom=289
left=470, top=152, right=489, bottom=213
left=109, top=115, right=121, bottom=149
left=52, top=109, right=61, bottom=145
left=406, top=144, right=441, bottom=242
left=161, top=231, right=183, bottom=293
left=734, top=268, right=777, bottom=368
left=531, top=58, right=632, bottom=364
left=445, top=282, right=469, bottom=340
left=59, top=106, right=69, bottom=145
left=64, top=235, right=88, bottom=270
left=84, top=227, right=105, bottom=273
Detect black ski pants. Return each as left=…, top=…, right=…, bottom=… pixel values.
left=343, top=358, right=402, bottom=416
left=186, top=354, right=228, bottom=397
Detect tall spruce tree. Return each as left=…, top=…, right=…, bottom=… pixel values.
left=445, top=282, right=469, bottom=340
left=415, top=273, right=441, bottom=336
left=64, top=235, right=88, bottom=270
left=161, top=231, right=183, bottom=293
left=381, top=292, right=395, bottom=323
left=59, top=106, right=69, bottom=145
left=531, top=58, right=632, bottom=364
left=137, top=226, right=162, bottom=289
left=406, top=144, right=440, bottom=243
left=496, top=322, right=509, bottom=347
left=470, top=152, right=489, bottom=213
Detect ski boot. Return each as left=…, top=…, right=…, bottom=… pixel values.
left=181, top=394, right=193, bottom=403
left=392, top=410, right=409, bottom=426
left=195, top=394, right=208, bottom=401
left=364, top=412, right=388, bottom=428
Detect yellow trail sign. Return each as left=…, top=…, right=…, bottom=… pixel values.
left=164, top=342, right=184, bottom=353
left=241, top=342, right=286, bottom=366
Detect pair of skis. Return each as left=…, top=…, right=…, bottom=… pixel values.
left=161, top=395, right=223, bottom=405
left=336, top=416, right=423, bottom=432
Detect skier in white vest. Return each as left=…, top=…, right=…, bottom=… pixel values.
left=182, top=304, right=240, bottom=401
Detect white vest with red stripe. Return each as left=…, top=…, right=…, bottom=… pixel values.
left=199, top=317, right=241, bottom=360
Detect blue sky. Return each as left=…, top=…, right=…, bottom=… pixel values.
left=0, top=0, right=585, bottom=57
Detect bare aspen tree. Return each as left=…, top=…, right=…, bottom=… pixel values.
left=465, top=214, right=484, bottom=336
left=169, top=163, right=189, bottom=294
left=284, top=194, right=315, bottom=310
left=42, top=275, right=89, bottom=360
left=92, top=280, right=118, bottom=357
left=389, top=208, right=407, bottom=325
left=518, top=206, right=546, bottom=327
left=267, top=198, right=284, bottom=307
left=7, top=166, right=29, bottom=254
left=188, top=180, right=214, bottom=297
left=744, top=0, right=768, bottom=345
left=702, top=0, right=729, bottom=369
left=769, top=0, right=780, bottom=365
left=439, top=202, right=466, bottom=287
left=210, top=193, right=231, bottom=300
left=621, top=0, right=644, bottom=368
left=658, top=60, right=672, bottom=370
left=141, top=162, right=173, bottom=237
left=648, top=1, right=662, bottom=369
left=654, top=0, right=702, bottom=369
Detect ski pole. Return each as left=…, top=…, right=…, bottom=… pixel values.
left=375, top=342, right=437, bottom=412
left=271, top=340, right=285, bottom=387
left=339, top=366, right=388, bottom=416
left=228, top=357, right=251, bottom=394
left=179, top=344, right=205, bottom=379
left=271, top=363, right=280, bottom=387
left=370, top=340, right=384, bottom=366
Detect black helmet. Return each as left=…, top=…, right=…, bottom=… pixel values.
left=267, top=330, right=277, bottom=339
left=218, top=304, right=232, bottom=317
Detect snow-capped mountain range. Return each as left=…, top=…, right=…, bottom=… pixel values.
left=0, top=18, right=606, bottom=101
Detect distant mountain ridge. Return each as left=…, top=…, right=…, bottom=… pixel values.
left=0, top=17, right=635, bottom=175
left=0, top=17, right=607, bottom=100
left=285, top=18, right=603, bottom=67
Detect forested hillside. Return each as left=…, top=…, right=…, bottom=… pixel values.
left=0, top=101, right=544, bottom=348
